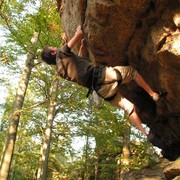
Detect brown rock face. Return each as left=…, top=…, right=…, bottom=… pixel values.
left=59, top=0, right=180, bottom=160
left=164, top=158, right=180, bottom=180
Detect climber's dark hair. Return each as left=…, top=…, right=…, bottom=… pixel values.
left=41, top=46, right=56, bottom=65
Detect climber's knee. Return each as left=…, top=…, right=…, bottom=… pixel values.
left=129, top=106, right=135, bottom=116
left=122, top=100, right=135, bottom=116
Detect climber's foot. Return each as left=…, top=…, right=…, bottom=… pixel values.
left=152, top=91, right=167, bottom=102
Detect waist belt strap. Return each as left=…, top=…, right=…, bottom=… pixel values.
left=86, top=67, right=122, bottom=100
left=86, top=66, right=103, bottom=97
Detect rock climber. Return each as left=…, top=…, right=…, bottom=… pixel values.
left=41, top=25, right=164, bottom=136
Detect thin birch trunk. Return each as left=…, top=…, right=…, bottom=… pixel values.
left=120, top=113, right=130, bottom=180
left=37, top=76, right=59, bottom=180
left=84, top=134, right=89, bottom=180
left=94, top=152, right=99, bottom=180
left=0, top=32, right=39, bottom=180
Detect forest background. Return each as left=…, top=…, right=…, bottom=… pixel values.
left=0, top=0, right=162, bottom=179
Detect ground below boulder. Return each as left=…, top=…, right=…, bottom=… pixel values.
left=123, top=159, right=180, bottom=180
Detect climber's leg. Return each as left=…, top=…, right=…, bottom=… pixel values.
left=129, top=108, right=148, bottom=136
left=108, top=92, right=148, bottom=136
left=113, top=66, right=166, bottom=101
left=134, top=73, right=160, bottom=101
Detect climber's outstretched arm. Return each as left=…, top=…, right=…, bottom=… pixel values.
left=67, top=25, right=84, bottom=49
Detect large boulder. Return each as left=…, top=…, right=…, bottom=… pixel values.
left=58, top=0, right=180, bottom=160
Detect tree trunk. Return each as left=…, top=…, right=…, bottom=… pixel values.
left=120, top=113, right=131, bottom=180
left=0, top=32, right=39, bottom=180
left=37, top=76, right=59, bottom=180
left=84, top=134, right=89, bottom=180
left=94, top=152, right=99, bottom=180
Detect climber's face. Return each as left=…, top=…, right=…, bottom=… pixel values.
left=41, top=46, right=57, bottom=65
left=49, top=47, right=58, bottom=56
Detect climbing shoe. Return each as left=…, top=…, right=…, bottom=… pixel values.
left=152, top=91, right=167, bottom=102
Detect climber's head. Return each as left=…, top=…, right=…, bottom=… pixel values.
left=41, top=46, right=57, bottom=65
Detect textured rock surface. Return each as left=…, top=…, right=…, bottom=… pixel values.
left=123, top=159, right=172, bottom=180
left=123, top=159, right=180, bottom=180
left=59, top=0, right=180, bottom=160
left=164, top=158, right=180, bottom=180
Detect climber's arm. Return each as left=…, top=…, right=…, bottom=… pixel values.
left=78, top=39, right=88, bottom=57
left=67, top=25, right=84, bottom=49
